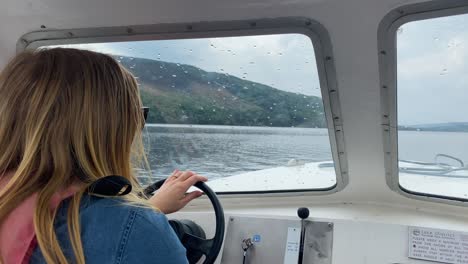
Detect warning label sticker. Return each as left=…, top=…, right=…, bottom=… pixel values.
left=409, top=226, right=468, bottom=264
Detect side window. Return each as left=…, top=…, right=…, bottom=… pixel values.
left=45, top=31, right=342, bottom=193
left=395, top=13, right=468, bottom=199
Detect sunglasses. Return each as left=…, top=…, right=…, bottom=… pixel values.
left=142, top=107, right=149, bottom=122
left=141, top=107, right=150, bottom=129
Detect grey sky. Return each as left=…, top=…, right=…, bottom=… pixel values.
left=397, top=13, right=468, bottom=125
left=56, top=14, right=468, bottom=126
left=65, top=33, right=322, bottom=97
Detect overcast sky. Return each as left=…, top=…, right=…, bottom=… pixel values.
left=397, top=13, right=468, bottom=125
left=65, top=33, right=321, bottom=97
left=58, top=13, right=467, bottom=126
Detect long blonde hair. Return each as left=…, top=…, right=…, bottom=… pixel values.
left=0, top=48, right=147, bottom=263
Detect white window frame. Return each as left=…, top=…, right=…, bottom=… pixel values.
left=379, top=0, right=468, bottom=204
left=19, top=18, right=348, bottom=195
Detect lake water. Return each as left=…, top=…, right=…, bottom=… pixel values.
left=398, top=131, right=468, bottom=164
left=140, top=125, right=332, bottom=183
left=140, top=125, right=468, bottom=184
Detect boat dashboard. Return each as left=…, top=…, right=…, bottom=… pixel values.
left=144, top=176, right=468, bottom=264
left=173, top=200, right=468, bottom=264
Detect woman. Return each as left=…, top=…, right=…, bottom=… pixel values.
left=0, top=48, right=205, bottom=263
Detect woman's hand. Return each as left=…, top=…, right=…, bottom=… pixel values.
left=149, top=170, right=208, bottom=214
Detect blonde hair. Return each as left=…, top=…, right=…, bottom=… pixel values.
left=0, top=48, right=148, bottom=263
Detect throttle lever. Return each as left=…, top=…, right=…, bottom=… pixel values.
left=297, top=207, right=309, bottom=264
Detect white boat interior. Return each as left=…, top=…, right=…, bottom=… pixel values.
left=2, top=0, right=468, bottom=263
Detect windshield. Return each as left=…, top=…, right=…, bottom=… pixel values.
left=46, top=33, right=338, bottom=192
left=397, top=13, right=468, bottom=199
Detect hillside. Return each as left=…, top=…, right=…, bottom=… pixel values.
left=399, top=122, right=468, bottom=132
left=117, top=56, right=326, bottom=128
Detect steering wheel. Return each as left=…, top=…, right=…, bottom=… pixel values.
left=143, top=179, right=225, bottom=264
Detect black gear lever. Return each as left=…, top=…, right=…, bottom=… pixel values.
left=297, top=207, right=309, bottom=264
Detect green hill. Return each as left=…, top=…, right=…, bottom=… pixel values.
left=399, top=122, right=468, bottom=132
left=117, top=56, right=326, bottom=128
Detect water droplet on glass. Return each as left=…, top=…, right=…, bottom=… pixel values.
left=172, top=74, right=177, bottom=77
left=249, top=62, right=255, bottom=64
left=212, top=109, right=216, bottom=112
left=184, top=71, right=188, bottom=74
left=220, top=69, right=224, bottom=72
left=129, top=57, right=134, bottom=61
left=278, top=52, right=283, bottom=56
left=243, top=86, right=248, bottom=90
left=176, top=63, right=180, bottom=67
left=189, top=49, right=193, bottom=52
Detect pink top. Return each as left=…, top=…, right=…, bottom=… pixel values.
left=0, top=175, right=77, bottom=264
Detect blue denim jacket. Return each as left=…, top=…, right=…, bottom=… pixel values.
left=30, top=195, right=189, bottom=264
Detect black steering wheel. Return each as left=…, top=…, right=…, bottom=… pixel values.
left=143, top=179, right=225, bottom=264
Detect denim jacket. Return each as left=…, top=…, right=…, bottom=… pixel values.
left=30, top=195, right=189, bottom=264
